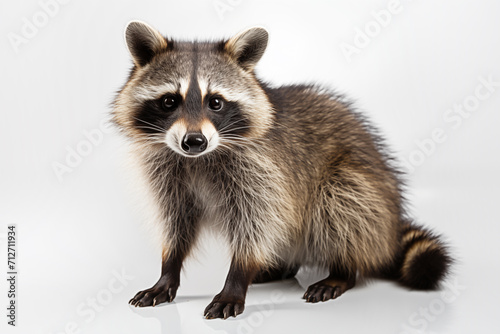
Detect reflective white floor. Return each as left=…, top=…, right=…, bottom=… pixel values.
left=1, top=154, right=498, bottom=333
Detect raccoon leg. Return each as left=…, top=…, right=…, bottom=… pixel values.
left=129, top=250, right=184, bottom=307
left=303, top=267, right=356, bottom=303
left=204, top=259, right=259, bottom=319
left=129, top=197, right=200, bottom=307
left=253, top=263, right=300, bottom=283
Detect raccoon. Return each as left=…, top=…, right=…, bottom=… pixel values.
left=113, top=21, right=451, bottom=319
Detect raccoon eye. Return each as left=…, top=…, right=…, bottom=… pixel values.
left=208, top=97, right=223, bottom=111
left=161, top=94, right=179, bottom=111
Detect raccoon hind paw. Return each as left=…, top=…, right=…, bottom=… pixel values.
left=302, top=277, right=355, bottom=303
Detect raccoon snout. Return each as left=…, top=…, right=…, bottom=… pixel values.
left=181, top=133, right=208, bottom=154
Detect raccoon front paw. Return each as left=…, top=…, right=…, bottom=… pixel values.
left=129, top=281, right=178, bottom=307
left=204, top=294, right=245, bottom=319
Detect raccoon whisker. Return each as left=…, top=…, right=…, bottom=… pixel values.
left=135, top=136, right=161, bottom=142
left=135, top=132, right=164, bottom=139
left=219, top=136, right=254, bottom=143
left=220, top=135, right=259, bottom=143
left=218, top=125, right=261, bottom=134
left=216, top=143, right=235, bottom=151
left=135, top=134, right=166, bottom=145
left=215, top=144, right=240, bottom=157
left=133, top=117, right=167, bottom=132
left=135, top=136, right=166, bottom=145
left=219, top=133, right=253, bottom=139
left=219, top=138, right=260, bottom=146
left=135, top=126, right=167, bottom=133
left=219, top=124, right=264, bottom=133
left=219, top=138, right=256, bottom=145
left=134, top=117, right=166, bottom=131
left=219, top=138, right=264, bottom=151
left=217, top=118, right=250, bottom=133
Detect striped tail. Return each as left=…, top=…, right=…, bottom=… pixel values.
left=395, top=222, right=452, bottom=290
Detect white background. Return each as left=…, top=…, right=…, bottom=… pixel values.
left=1, top=0, right=499, bottom=333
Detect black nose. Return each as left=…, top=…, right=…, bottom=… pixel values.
left=181, top=133, right=208, bottom=153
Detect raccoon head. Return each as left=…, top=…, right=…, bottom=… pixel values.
left=112, top=21, right=274, bottom=158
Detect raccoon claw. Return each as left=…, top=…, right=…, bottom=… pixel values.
left=129, top=284, right=178, bottom=307
left=204, top=298, right=244, bottom=319
left=303, top=284, right=342, bottom=303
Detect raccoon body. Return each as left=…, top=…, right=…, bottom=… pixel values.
left=113, top=21, right=451, bottom=319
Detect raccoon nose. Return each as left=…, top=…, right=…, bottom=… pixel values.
left=181, top=133, right=208, bottom=153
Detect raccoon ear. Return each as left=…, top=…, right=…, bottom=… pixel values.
left=125, top=20, right=168, bottom=67
left=225, top=27, right=269, bottom=71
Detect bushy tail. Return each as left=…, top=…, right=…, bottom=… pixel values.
left=393, top=222, right=452, bottom=290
